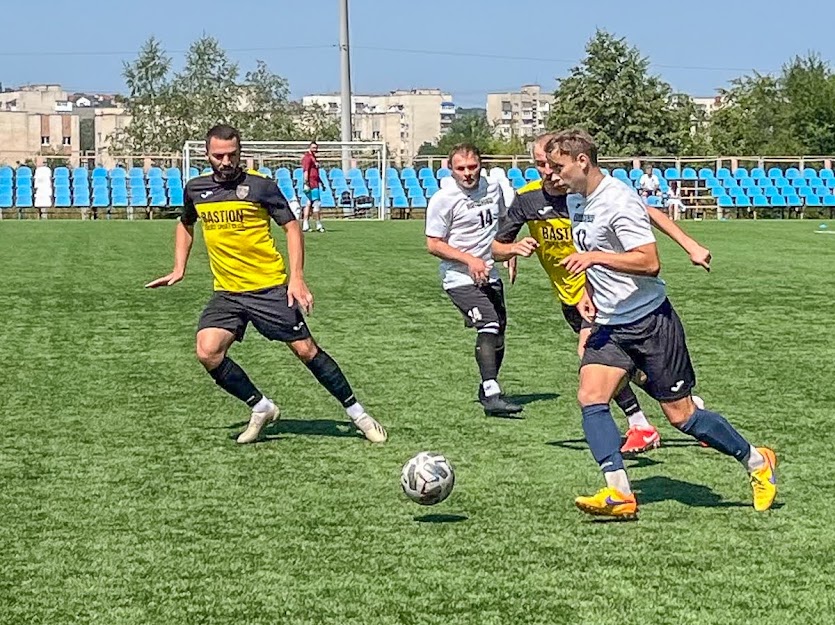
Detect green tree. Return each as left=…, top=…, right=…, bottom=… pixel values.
left=547, top=29, right=700, bottom=156
left=779, top=54, right=835, bottom=154
left=424, top=110, right=495, bottom=156
left=109, top=36, right=172, bottom=153
left=79, top=118, right=95, bottom=153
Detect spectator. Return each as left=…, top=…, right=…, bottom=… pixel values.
left=666, top=181, right=686, bottom=220
left=301, top=141, right=324, bottom=233
left=638, top=165, right=660, bottom=198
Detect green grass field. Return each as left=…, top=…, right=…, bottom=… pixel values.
left=1, top=219, right=834, bottom=624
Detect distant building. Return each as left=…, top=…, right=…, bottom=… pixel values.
left=0, top=85, right=80, bottom=165
left=486, top=85, right=554, bottom=139
left=692, top=95, right=724, bottom=117
left=303, top=88, right=455, bottom=165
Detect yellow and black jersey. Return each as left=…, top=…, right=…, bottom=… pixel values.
left=495, top=180, right=586, bottom=306
left=181, top=169, right=295, bottom=293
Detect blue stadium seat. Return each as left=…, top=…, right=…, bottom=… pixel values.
left=53, top=167, right=70, bottom=180
left=168, top=189, right=184, bottom=207
left=109, top=167, right=126, bottom=179
left=257, top=167, right=272, bottom=177
left=779, top=186, right=794, bottom=196
left=664, top=168, right=680, bottom=180
left=130, top=193, right=147, bottom=207
left=167, top=177, right=183, bottom=191
left=646, top=196, right=661, bottom=207
left=92, top=192, right=110, bottom=208
left=785, top=194, right=802, bottom=206
left=740, top=178, right=755, bottom=188
left=774, top=177, right=789, bottom=188
left=72, top=194, right=90, bottom=208
left=507, top=167, right=523, bottom=180
left=612, top=168, right=628, bottom=180
left=417, top=167, right=433, bottom=181
left=54, top=192, right=71, bottom=207
left=320, top=192, right=336, bottom=208
left=764, top=187, right=780, bottom=198
left=16, top=166, right=32, bottom=179
left=127, top=167, right=143, bottom=178
left=756, top=178, right=773, bottom=188
left=785, top=167, right=801, bottom=179
left=188, top=167, right=200, bottom=179
left=734, top=168, right=749, bottom=179
left=436, top=167, right=451, bottom=179
left=747, top=187, right=763, bottom=197
left=0, top=191, right=13, bottom=208
left=814, top=186, right=829, bottom=197
left=767, top=167, right=783, bottom=179
left=73, top=167, right=88, bottom=180
left=698, top=168, right=715, bottom=180
left=0, top=166, right=12, bottom=181
left=626, top=168, right=640, bottom=181
left=407, top=187, right=425, bottom=199
left=150, top=193, right=168, bottom=207
left=803, top=167, right=818, bottom=180
left=92, top=167, right=108, bottom=180
left=711, top=187, right=727, bottom=198
left=149, top=178, right=165, bottom=191
left=717, top=196, right=734, bottom=209
left=166, top=167, right=181, bottom=181
left=805, top=195, right=822, bottom=207
left=524, top=167, right=540, bottom=181
left=819, top=168, right=834, bottom=180
left=752, top=196, right=769, bottom=207
left=92, top=178, right=108, bottom=190
left=824, top=195, right=835, bottom=207
left=275, top=167, right=291, bottom=180
left=510, top=177, right=526, bottom=190
left=735, top=196, right=751, bottom=208
left=401, top=167, right=417, bottom=180
left=411, top=196, right=428, bottom=208
left=791, top=178, right=809, bottom=188
left=392, top=196, right=409, bottom=209
left=425, top=187, right=438, bottom=199
left=147, top=167, right=162, bottom=179
left=751, top=167, right=766, bottom=179
left=827, top=179, right=835, bottom=190
left=366, top=167, right=381, bottom=180
left=715, top=167, right=731, bottom=179
left=799, top=187, right=815, bottom=198
left=770, top=195, right=787, bottom=207
left=681, top=168, right=697, bottom=180
left=729, top=187, right=746, bottom=199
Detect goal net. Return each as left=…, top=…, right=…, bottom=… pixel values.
left=182, top=140, right=389, bottom=220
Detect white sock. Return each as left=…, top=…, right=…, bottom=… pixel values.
left=743, top=445, right=766, bottom=472
left=252, top=396, right=273, bottom=413
left=346, top=402, right=365, bottom=420
left=482, top=379, right=501, bottom=398
left=626, top=411, right=650, bottom=429
left=604, top=469, right=632, bottom=494
left=303, top=219, right=309, bottom=228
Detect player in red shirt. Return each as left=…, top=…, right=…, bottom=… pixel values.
left=301, top=142, right=324, bottom=232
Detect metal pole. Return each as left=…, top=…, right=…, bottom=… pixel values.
left=339, top=0, right=353, bottom=171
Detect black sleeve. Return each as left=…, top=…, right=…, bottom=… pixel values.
left=495, top=198, right=528, bottom=243
left=261, top=182, right=296, bottom=226
left=180, top=186, right=198, bottom=226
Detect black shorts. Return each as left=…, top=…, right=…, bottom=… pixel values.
left=561, top=302, right=592, bottom=334
left=197, top=285, right=312, bottom=343
left=445, top=281, right=507, bottom=334
left=581, top=299, right=695, bottom=401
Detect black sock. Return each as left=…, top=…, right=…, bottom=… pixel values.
left=305, top=349, right=357, bottom=408
left=614, top=384, right=642, bottom=417
left=475, top=331, right=500, bottom=382
left=208, top=357, right=263, bottom=407
left=495, top=334, right=506, bottom=375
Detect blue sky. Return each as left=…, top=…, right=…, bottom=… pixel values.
left=3, top=0, right=835, bottom=107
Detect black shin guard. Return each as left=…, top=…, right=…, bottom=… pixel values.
left=495, top=334, right=506, bottom=374
left=208, top=357, right=262, bottom=407
left=475, top=331, right=500, bottom=382
left=614, top=384, right=642, bottom=417
left=305, top=349, right=356, bottom=407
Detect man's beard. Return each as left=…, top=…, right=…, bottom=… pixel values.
left=215, top=165, right=240, bottom=181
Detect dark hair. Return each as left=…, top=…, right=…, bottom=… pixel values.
left=205, top=124, right=241, bottom=149
left=545, top=129, right=599, bottom=166
left=448, top=142, right=481, bottom=164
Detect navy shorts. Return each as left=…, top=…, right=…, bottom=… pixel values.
left=581, top=299, right=696, bottom=401
left=446, top=281, right=507, bottom=334
left=197, top=285, right=311, bottom=343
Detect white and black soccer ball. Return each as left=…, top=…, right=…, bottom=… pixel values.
left=400, top=452, right=455, bottom=506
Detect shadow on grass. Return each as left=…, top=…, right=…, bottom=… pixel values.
left=634, top=475, right=749, bottom=508
left=502, top=392, right=560, bottom=406
left=223, top=418, right=359, bottom=441
left=414, top=513, right=469, bottom=524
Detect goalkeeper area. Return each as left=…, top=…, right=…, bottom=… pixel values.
left=183, top=140, right=389, bottom=220
left=2, top=218, right=834, bottom=624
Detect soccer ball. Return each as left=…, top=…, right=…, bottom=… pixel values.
left=400, top=452, right=455, bottom=506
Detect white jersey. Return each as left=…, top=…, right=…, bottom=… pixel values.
left=425, top=177, right=506, bottom=289
left=567, top=176, right=667, bottom=325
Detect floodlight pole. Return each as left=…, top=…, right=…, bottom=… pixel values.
left=339, top=0, right=353, bottom=171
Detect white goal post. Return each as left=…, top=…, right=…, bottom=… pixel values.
left=183, top=140, right=389, bottom=220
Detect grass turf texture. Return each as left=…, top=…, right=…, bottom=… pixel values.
left=1, top=219, right=834, bottom=625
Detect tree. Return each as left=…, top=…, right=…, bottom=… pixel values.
left=547, top=29, right=701, bottom=156
left=109, top=36, right=172, bottom=153
left=79, top=118, right=95, bottom=153
left=418, top=109, right=495, bottom=157
left=109, top=36, right=338, bottom=154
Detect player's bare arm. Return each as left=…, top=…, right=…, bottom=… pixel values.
left=561, top=242, right=660, bottom=277
left=284, top=219, right=314, bottom=314
left=491, top=237, right=539, bottom=261
left=647, top=206, right=711, bottom=271
left=426, top=236, right=489, bottom=284
left=145, top=221, right=194, bottom=288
